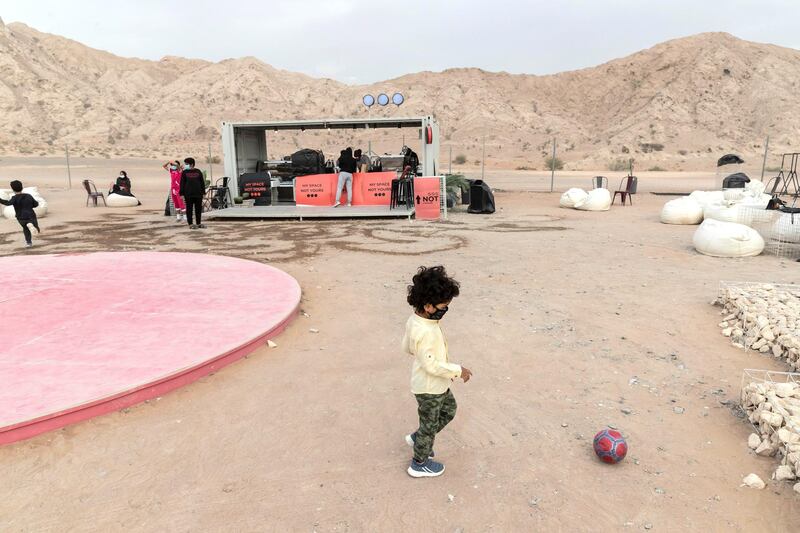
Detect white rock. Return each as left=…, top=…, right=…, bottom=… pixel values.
left=794, top=482, right=800, bottom=495
left=756, top=440, right=777, bottom=457
left=778, top=428, right=800, bottom=445
left=742, top=473, right=765, bottom=489
left=775, top=465, right=796, bottom=481
left=760, top=411, right=784, bottom=427
left=748, top=433, right=761, bottom=450
left=774, top=382, right=799, bottom=398
left=267, top=340, right=277, bottom=348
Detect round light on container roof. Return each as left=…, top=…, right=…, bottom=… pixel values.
left=362, top=94, right=375, bottom=107
left=392, top=93, right=404, bottom=106
left=377, top=93, right=389, bottom=106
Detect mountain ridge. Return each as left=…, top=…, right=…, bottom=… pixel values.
left=1, top=22, right=798, bottom=170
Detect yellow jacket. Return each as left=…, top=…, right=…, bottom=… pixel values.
left=402, top=313, right=462, bottom=394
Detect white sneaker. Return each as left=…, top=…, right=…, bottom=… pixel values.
left=176, top=214, right=182, bottom=222
left=333, top=202, right=341, bottom=208
left=346, top=203, right=352, bottom=207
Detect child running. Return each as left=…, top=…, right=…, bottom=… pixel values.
left=0, top=180, right=40, bottom=248
left=403, top=265, right=472, bottom=478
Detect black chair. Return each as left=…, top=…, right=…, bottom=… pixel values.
left=205, top=177, right=232, bottom=210
left=591, top=176, right=609, bottom=189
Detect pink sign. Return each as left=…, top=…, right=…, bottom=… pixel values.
left=413, top=177, right=441, bottom=220
left=295, top=174, right=338, bottom=206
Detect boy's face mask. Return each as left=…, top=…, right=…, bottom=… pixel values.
left=184, top=164, right=190, bottom=170
left=429, top=306, right=448, bottom=320
left=170, top=165, right=177, bottom=170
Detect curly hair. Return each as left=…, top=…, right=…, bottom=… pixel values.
left=407, top=265, right=460, bottom=312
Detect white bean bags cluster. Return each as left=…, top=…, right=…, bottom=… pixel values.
left=107, top=193, right=140, bottom=207
left=3, top=187, right=48, bottom=219
left=660, top=197, right=704, bottom=225
left=664, top=181, right=772, bottom=227
left=559, top=188, right=611, bottom=211
left=693, top=219, right=765, bottom=258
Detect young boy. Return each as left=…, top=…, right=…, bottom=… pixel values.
left=178, top=157, right=206, bottom=229
left=403, top=265, right=472, bottom=478
left=0, top=180, right=40, bottom=248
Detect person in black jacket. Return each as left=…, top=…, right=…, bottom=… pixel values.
left=0, top=180, right=40, bottom=247
left=334, top=147, right=357, bottom=207
left=179, top=157, right=206, bottom=229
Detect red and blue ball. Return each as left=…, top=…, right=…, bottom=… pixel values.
left=593, top=428, right=627, bottom=464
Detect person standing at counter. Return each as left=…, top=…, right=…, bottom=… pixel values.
left=354, top=149, right=369, bottom=173
left=334, top=147, right=357, bottom=207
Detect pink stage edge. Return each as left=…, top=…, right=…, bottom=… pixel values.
left=0, top=252, right=301, bottom=445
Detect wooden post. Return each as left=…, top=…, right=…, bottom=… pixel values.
left=550, top=137, right=557, bottom=193
left=65, top=144, right=72, bottom=189
left=207, top=142, right=213, bottom=181
left=761, top=135, right=770, bottom=181
left=481, top=135, right=486, bottom=180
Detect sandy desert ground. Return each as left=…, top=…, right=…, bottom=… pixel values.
left=0, top=158, right=797, bottom=532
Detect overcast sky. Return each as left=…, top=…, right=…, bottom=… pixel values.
left=3, top=0, right=799, bottom=84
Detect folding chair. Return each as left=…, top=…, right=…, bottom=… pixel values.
left=591, top=176, right=609, bottom=189
left=612, top=176, right=638, bottom=206
left=83, top=179, right=106, bottom=207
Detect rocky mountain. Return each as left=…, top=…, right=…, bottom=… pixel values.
left=1, top=17, right=799, bottom=170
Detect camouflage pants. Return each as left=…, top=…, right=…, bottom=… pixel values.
left=413, top=389, right=457, bottom=462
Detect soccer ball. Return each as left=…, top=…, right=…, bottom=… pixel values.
left=593, top=428, right=627, bottom=464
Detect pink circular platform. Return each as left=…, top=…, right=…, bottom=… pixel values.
left=0, top=252, right=301, bottom=445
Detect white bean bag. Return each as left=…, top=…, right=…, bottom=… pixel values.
left=703, top=202, right=741, bottom=223
left=660, top=197, right=703, bottom=225
left=693, top=219, right=765, bottom=257
left=689, top=190, right=725, bottom=208
left=740, top=193, right=772, bottom=210
left=560, top=188, right=588, bottom=208
left=575, top=188, right=612, bottom=211
left=21, top=187, right=40, bottom=197
left=771, top=213, right=800, bottom=244
left=723, top=188, right=745, bottom=202
left=3, top=198, right=47, bottom=218
left=0, top=189, right=12, bottom=201
left=745, top=180, right=766, bottom=196
left=107, top=193, right=140, bottom=207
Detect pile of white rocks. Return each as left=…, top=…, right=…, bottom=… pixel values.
left=741, top=379, right=800, bottom=490
left=715, top=283, right=800, bottom=370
